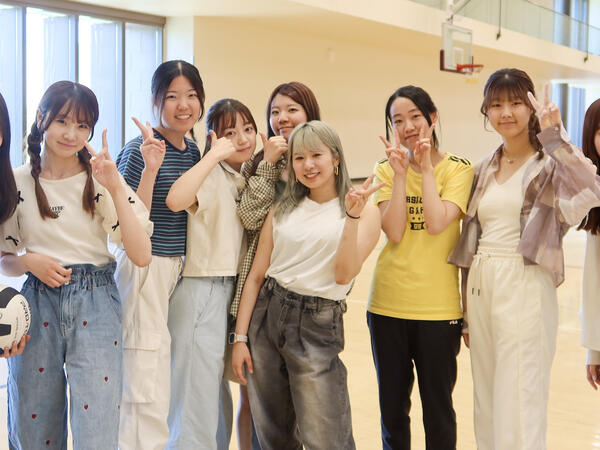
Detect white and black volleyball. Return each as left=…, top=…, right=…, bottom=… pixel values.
left=0, top=285, right=31, bottom=350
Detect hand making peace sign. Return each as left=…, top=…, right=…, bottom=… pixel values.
left=345, top=174, right=386, bottom=219
left=85, top=129, right=121, bottom=193
left=413, top=119, right=437, bottom=172
left=379, top=128, right=409, bottom=178
left=527, top=83, right=562, bottom=131
left=132, top=117, right=166, bottom=173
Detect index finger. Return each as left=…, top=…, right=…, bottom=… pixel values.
left=101, top=129, right=109, bottom=154
left=543, top=83, right=550, bottom=108
left=367, top=181, right=387, bottom=196
left=426, top=119, right=436, bottom=139
left=131, top=117, right=150, bottom=139
left=394, top=127, right=402, bottom=150
left=527, top=91, right=541, bottom=113
left=379, top=135, right=392, bottom=149
left=361, top=173, right=376, bottom=190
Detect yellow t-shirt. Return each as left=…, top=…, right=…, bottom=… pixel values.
left=368, top=153, right=474, bottom=320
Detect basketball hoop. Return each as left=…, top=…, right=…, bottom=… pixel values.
left=457, top=63, right=484, bottom=84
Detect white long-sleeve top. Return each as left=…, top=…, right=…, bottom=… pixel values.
left=581, top=231, right=600, bottom=364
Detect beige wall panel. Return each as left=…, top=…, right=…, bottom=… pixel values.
left=191, top=17, right=565, bottom=177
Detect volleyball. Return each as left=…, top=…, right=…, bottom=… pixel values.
left=0, top=285, right=31, bottom=351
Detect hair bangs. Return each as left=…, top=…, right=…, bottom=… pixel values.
left=481, top=68, right=535, bottom=115
left=290, top=126, right=324, bottom=155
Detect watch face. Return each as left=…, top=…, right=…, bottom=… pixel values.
left=228, top=332, right=235, bottom=345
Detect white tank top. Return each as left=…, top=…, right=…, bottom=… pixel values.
left=478, top=161, right=530, bottom=250
left=266, top=196, right=352, bottom=301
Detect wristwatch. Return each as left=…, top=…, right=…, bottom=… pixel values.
left=228, top=332, right=248, bottom=344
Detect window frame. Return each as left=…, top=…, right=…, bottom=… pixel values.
left=1, top=0, right=165, bottom=163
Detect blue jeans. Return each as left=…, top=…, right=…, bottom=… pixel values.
left=8, top=262, right=122, bottom=450
left=246, top=277, right=355, bottom=450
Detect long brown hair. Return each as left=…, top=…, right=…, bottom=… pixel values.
left=28, top=81, right=99, bottom=219
left=249, top=82, right=321, bottom=175
left=0, top=92, right=17, bottom=224
left=578, top=98, right=600, bottom=234
left=481, top=68, right=543, bottom=154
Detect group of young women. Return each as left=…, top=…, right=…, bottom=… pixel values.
left=0, top=61, right=599, bottom=450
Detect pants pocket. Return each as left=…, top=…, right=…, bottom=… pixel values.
left=122, top=329, right=161, bottom=403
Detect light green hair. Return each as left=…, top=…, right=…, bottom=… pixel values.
left=274, top=120, right=352, bottom=220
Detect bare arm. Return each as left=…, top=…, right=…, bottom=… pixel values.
left=378, top=132, right=409, bottom=243
left=108, top=184, right=152, bottom=267
left=131, top=118, right=166, bottom=210
left=86, top=132, right=152, bottom=267
left=232, top=209, right=274, bottom=384
left=136, top=169, right=159, bottom=211
left=421, top=169, right=461, bottom=235
left=334, top=176, right=385, bottom=284
left=166, top=131, right=236, bottom=212
left=380, top=177, right=407, bottom=243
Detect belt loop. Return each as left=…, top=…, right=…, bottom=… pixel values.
left=340, top=299, right=348, bottom=313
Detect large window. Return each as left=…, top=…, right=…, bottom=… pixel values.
left=0, top=1, right=164, bottom=161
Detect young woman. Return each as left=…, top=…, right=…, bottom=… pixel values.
left=0, top=91, right=29, bottom=358
left=577, top=98, right=600, bottom=390
left=0, top=80, right=152, bottom=449
left=165, top=98, right=256, bottom=449
left=232, top=120, right=383, bottom=449
left=232, top=81, right=320, bottom=450
left=368, top=85, right=474, bottom=450
left=113, top=60, right=204, bottom=450
left=449, top=69, right=600, bottom=449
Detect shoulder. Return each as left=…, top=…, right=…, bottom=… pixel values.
left=438, top=153, right=474, bottom=182
left=374, top=159, right=392, bottom=177
left=13, top=165, right=33, bottom=186
left=184, top=136, right=201, bottom=153
left=117, top=136, right=144, bottom=163
left=446, top=153, right=473, bottom=168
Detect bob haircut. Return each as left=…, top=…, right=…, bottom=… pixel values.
left=275, top=120, right=352, bottom=220
left=480, top=68, right=542, bottom=153
left=384, top=85, right=440, bottom=149
left=204, top=98, right=257, bottom=155
left=579, top=98, right=600, bottom=234
left=266, top=81, right=320, bottom=138
left=28, top=81, right=99, bottom=219
left=0, top=92, right=17, bottom=224
left=151, top=60, right=206, bottom=126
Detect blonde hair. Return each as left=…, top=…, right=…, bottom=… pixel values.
left=275, top=120, right=352, bottom=219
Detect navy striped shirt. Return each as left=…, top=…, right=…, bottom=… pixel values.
left=116, top=130, right=201, bottom=256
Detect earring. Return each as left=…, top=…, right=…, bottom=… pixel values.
left=334, top=165, right=339, bottom=176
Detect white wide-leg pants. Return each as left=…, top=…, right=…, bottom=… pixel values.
left=467, top=247, right=558, bottom=450
left=113, top=248, right=182, bottom=450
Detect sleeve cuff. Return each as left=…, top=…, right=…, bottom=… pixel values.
left=537, top=125, right=569, bottom=154
left=256, top=160, right=283, bottom=181
left=587, top=349, right=600, bottom=365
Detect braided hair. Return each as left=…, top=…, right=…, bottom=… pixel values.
left=28, top=81, right=99, bottom=219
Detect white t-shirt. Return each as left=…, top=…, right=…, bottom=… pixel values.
left=266, top=196, right=352, bottom=301
left=0, top=165, right=152, bottom=266
left=478, top=161, right=529, bottom=251
left=182, top=162, right=246, bottom=277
